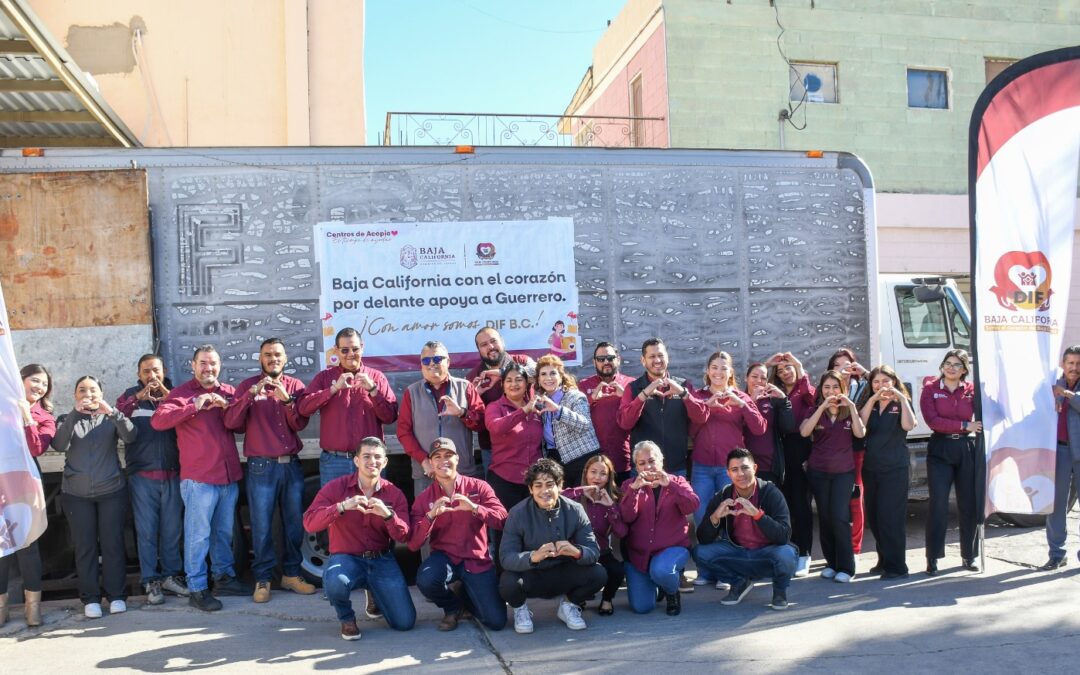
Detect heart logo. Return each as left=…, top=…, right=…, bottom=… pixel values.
left=990, top=250, right=1053, bottom=311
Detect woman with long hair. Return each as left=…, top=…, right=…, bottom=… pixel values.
left=563, top=455, right=627, bottom=615
left=743, top=362, right=797, bottom=485
left=827, top=348, right=871, bottom=559
left=534, top=355, right=601, bottom=488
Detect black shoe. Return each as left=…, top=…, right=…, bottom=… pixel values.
left=665, top=590, right=681, bottom=616
left=189, top=589, right=223, bottom=612
left=868, top=564, right=884, bottom=575
left=925, top=559, right=938, bottom=576
left=770, top=589, right=788, bottom=610
left=212, top=574, right=248, bottom=596
left=655, top=588, right=667, bottom=604
left=961, top=558, right=979, bottom=572
left=598, top=600, right=614, bottom=616
left=1040, top=556, right=1067, bottom=571
left=720, top=579, right=752, bottom=606
left=882, top=571, right=909, bottom=580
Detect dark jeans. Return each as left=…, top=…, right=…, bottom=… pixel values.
left=486, top=470, right=529, bottom=511
left=781, top=434, right=814, bottom=557
left=807, top=469, right=856, bottom=575
left=694, top=539, right=798, bottom=591
left=128, top=473, right=184, bottom=584
left=63, top=489, right=129, bottom=604
left=246, top=456, right=305, bottom=581
left=864, top=466, right=910, bottom=574
left=598, top=549, right=624, bottom=602
left=498, top=560, right=606, bottom=608
left=415, top=551, right=506, bottom=630
left=926, top=434, right=979, bottom=560
left=324, top=552, right=416, bottom=629
left=0, top=540, right=43, bottom=593
left=319, top=450, right=356, bottom=488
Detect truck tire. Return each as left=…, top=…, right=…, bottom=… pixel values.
left=299, top=475, right=327, bottom=587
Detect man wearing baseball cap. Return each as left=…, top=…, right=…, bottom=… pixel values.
left=409, top=437, right=509, bottom=632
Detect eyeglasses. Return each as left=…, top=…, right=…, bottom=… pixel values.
left=338, top=347, right=362, bottom=354
left=593, top=356, right=618, bottom=363
left=421, top=356, right=447, bottom=366
left=942, top=361, right=965, bottom=369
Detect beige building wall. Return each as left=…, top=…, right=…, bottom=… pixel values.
left=29, top=0, right=365, bottom=146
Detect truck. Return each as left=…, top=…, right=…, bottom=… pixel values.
left=0, top=146, right=973, bottom=589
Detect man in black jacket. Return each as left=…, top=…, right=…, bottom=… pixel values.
left=694, top=448, right=797, bottom=610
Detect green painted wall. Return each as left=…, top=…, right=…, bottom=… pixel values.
left=663, top=0, right=1080, bottom=193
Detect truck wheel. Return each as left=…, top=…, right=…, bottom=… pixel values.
left=299, top=475, right=327, bottom=587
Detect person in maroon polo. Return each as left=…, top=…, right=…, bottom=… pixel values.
left=578, top=342, right=635, bottom=484
left=409, top=438, right=508, bottom=632
left=303, top=437, right=415, bottom=641
left=484, top=362, right=544, bottom=511
left=152, top=345, right=247, bottom=612
left=224, top=338, right=315, bottom=603
left=466, top=327, right=536, bottom=475
left=299, top=327, right=398, bottom=487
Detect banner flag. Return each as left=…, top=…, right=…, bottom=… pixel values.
left=970, top=47, right=1080, bottom=516
left=0, top=279, right=48, bottom=557
left=315, top=218, right=580, bottom=372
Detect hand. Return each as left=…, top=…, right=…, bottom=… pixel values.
left=17, top=398, right=33, bottom=425
left=536, top=395, right=559, bottom=414
left=450, top=493, right=477, bottom=513
left=438, top=395, right=464, bottom=417
left=592, top=487, right=614, bottom=506
left=555, top=540, right=581, bottom=558
left=530, top=541, right=559, bottom=564
left=728, top=392, right=746, bottom=408
left=150, top=379, right=169, bottom=400
left=840, top=394, right=857, bottom=410
left=94, top=399, right=113, bottom=416
left=630, top=473, right=651, bottom=490
left=654, top=471, right=671, bottom=487
left=666, top=379, right=686, bottom=397
left=764, top=383, right=786, bottom=398
left=707, top=391, right=731, bottom=408
left=194, top=393, right=214, bottom=411
left=267, top=379, right=292, bottom=403
left=733, top=497, right=761, bottom=518
left=712, top=498, right=738, bottom=520
left=341, top=495, right=368, bottom=511
left=843, top=362, right=869, bottom=378
left=1054, top=385, right=1075, bottom=399
left=332, top=372, right=354, bottom=393
left=473, top=369, right=501, bottom=395
left=209, top=393, right=229, bottom=409
left=968, top=420, right=983, bottom=434
left=356, top=372, right=376, bottom=393
left=137, top=380, right=163, bottom=402
left=522, top=397, right=541, bottom=414
left=421, top=458, right=434, bottom=478
left=364, top=497, right=392, bottom=519
left=426, top=495, right=452, bottom=520
left=783, top=352, right=803, bottom=369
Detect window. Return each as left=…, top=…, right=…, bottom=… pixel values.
left=946, top=289, right=971, bottom=352
left=895, top=286, right=949, bottom=347
left=629, top=74, right=644, bottom=147
left=985, top=58, right=1017, bottom=84
left=790, top=62, right=838, bottom=104
left=907, top=68, right=949, bottom=109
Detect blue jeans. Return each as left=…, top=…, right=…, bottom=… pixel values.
left=694, top=539, right=798, bottom=591
left=246, top=457, right=305, bottom=581
left=320, top=450, right=356, bottom=487
left=1047, top=442, right=1080, bottom=559
left=180, top=479, right=238, bottom=593
left=624, top=546, right=689, bottom=614
left=416, top=551, right=506, bottom=631
left=691, top=463, right=732, bottom=523
left=480, top=448, right=492, bottom=477
left=129, top=473, right=184, bottom=584
left=323, top=552, right=416, bottom=629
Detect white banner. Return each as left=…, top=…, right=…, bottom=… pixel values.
left=315, top=219, right=580, bottom=371
left=0, top=279, right=47, bottom=556
left=974, top=53, right=1080, bottom=516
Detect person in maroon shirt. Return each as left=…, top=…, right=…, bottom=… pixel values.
left=578, top=342, right=635, bottom=483
left=799, top=370, right=865, bottom=582
left=562, top=454, right=627, bottom=616
left=224, top=338, right=315, bottom=603
left=466, top=327, right=536, bottom=475
left=410, top=438, right=508, bottom=632
left=1044, top=345, right=1080, bottom=570
left=298, top=327, right=398, bottom=487
left=152, top=345, right=246, bottom=611
left=919, top=349, right=982, bottom=575
left=484, top=362, right=544, bottom=511
left=743, top=362, right=796, bottom=485
left=827, top=348, right=871, bottom=560
left=303, top=437, right=415, bottom=641
left=3, top=364, right=55, bottom=627
left=768, top=351, right=817, bottom=577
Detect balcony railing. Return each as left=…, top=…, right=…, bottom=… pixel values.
left=382, top=112, right=666, bottom=148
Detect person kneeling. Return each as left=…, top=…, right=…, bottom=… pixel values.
left=499, top=459, right=605, bottom=634
left=694, top=448, right=797, bottom=610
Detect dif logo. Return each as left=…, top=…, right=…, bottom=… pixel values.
left=990, top=250, right=1053, bottom=312
left=476, top=242, right=496, bottom=259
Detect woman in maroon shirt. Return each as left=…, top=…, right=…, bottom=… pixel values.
left=800, top=370, right=865, bottom=582
left=744, top=362, right=796, bottom=485
left=563, top=455, right=627, bottom=616
left=919, top=349, right=982, bottom=575
left=827, top=348, right=870, bottom=558
left=484, top=362, right=544, bottom=511
left=1, top=364, right=55, bottom=627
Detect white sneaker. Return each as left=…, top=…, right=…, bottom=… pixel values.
left=109, top=599, right=127, bottom=614
left=834, top=572, right=853, bottom=583
left=794, top=555, right=811, bottom=577
left=715, top=580, right=731, bottom=591
left=513, top=603, right=534, bottom=634
left=692, top=576, right=712, bottom=586
left=821, top=567, right=837, bottom=579
left=557, top=597, right=587, bottom=631
left=84, top=602, right=103, bottom=619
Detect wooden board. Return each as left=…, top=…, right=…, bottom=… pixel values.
left=0, top=169, right=150, bottom=329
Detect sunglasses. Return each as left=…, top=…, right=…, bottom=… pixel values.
left=338, top=347, right=362, bottom=354
left=421, top=355, right=447, bottom=366
left=594, top=356, right=618, bottom=363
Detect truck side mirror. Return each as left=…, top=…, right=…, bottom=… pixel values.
left=913, top=285, right=945, bottom=303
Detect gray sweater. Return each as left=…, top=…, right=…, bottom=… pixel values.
left=499, top=494, right=600, bottom=572
left=52, top=409, right=136, bottom=498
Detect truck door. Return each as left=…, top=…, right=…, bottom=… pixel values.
left=890, top=284, right=954, bottom=438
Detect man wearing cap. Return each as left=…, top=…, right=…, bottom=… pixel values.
left=409, top=438, right=508, bottom=631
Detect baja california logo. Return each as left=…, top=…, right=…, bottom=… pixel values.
left=476, top=242, right=496, bottom=259
left=400, top=245, right=418, bottom=269
left=989, top=250, right=1053, bottom=311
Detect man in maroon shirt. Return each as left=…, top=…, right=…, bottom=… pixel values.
left=465, top=327, right=536, bottom=475
left=1043, top=345, right=1080, bottom=570
left=302, top=437, right=416, bottom=641
left=224, top=338, right=315, bottom=603
left=578, top=342, right=635, bottom=483
left=299, top=328, right=398, bottom=487
left=410, top=438, right=508, bottom=632
left=151, top=345, right=247, bottom=612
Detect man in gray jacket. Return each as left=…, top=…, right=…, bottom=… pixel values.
left=1043, top=345, right=1080, bottom=570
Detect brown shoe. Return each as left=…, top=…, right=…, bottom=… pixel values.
left=679, top=574, right=695, bottom=594
left=280, top=575, right=316, bottom=595
left=364, top=591, right=382, bottom=619
left=340, top=620, right=362, bottom=641
left=438, top=610, right=462, bottom=632
left=24, top=590, right=41, bottom=627
left=252, top=581, right=271, bottom=603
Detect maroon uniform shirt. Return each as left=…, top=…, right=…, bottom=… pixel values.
left=303, top=474, right=409, bottom=555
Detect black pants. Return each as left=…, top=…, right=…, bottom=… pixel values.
left=781, top=434, right=814, bottom=557
left=598, top=549, right=624, bottom=602
left=498, top=560, right=607, bottom=607
left=63, top=489, right=129, bottom=604
left=559, top=452, right=599, bottom=489
left=807, top=469, right=856, bottom=575
left=926, top=434, right=979, bottom=561
left=487, top=470, right=529, bottom=512
left=864, top=466, right=910, bottom=574
left=0, top=540, right=43, bottom=593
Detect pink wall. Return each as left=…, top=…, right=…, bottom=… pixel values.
left=576, top=24, right=669, bottom=148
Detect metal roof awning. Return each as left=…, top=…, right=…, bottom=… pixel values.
left=0, top=0, right=139, bottom=147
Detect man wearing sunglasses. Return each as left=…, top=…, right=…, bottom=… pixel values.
left=399, top=341, right=486, bottom=498
left=578, top=342, right=635, bottom=484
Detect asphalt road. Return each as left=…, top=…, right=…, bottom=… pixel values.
left=3, top=502, right=1077, bottom=674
